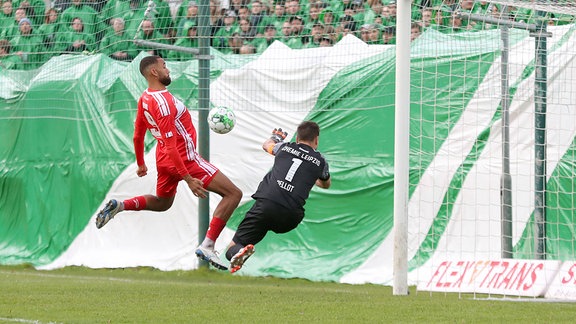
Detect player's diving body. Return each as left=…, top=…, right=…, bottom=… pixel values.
left=225, top=122, right=331, bottom=273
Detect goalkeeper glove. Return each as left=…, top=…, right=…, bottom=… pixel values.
left=270, top=128, right=288, bottom=143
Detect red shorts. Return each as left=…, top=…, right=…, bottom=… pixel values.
left=156, top=156, right=219, bottom=198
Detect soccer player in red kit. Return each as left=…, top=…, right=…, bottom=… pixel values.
left=95, top=55, right=242, bottom=270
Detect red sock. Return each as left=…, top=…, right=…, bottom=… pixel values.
left=206, top=217, right=227, bottom=241
left=123, top=196, right=147, bottom=211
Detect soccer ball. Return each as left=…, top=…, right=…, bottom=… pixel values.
left=207, top=106, right=236, bottom=134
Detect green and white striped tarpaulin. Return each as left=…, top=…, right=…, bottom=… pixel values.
left=2, top=25, right=576, bottom=285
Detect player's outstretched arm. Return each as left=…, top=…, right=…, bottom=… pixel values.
left=133, top=98, right=148, bottom=167
left=262, top=128, right=287, bottom=155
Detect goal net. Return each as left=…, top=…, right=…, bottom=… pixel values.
left=405, top=0, right=576, bottom=298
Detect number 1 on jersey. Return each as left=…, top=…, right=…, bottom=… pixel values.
left=285, top=158, right=302, bottom=182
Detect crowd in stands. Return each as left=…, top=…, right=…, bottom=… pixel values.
left=0, top=0, right=574, bottom=69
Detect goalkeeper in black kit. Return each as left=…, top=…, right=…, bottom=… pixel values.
left=225, top=121, right=331, bottom=273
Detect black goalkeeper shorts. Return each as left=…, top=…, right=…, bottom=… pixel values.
left=232, top=198, right=304, bottom=246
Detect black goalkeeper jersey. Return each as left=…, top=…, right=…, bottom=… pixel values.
left=252, top=142, right=329, bottom=211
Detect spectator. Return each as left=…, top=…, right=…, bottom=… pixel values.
left=175, top=0, right=197, bottom=22
left=323, top=24, right=337, bottom=44
left=359, top=23, right=371, bottom=43
left=459, top=0, right=477, bottom=13
left=267, top=3, right=287, bottom=31
left=10, top=17, right=43, bottom=69
left=410, top=21, right=421, bottom=41
left=364, top=0, right=383, bottom=24
left=0, top=39, right=23, bottom=69
left=229, top=0, right=243, bottom=14
left=304, top=3, right=322, bottom=31
left=379, top=2, right=394, bottom=26
left=284, top=0, right=301, bottom=20
left=446, top=10, right=466, bottom=32
left=15, top=0, right=44, bottom=26
left=319, top=35, right=333, bottom=47
left=209, top=0, right=224, bottom=37
left=168, top=24, right=198, bottom=60
left=99, top=17, right=137, bottom=61
left=135, top=19, right=170, bottom=57
left=305, top=21, right=324, bottom=48
left=455, top=0, right=478, bottom=30
left=176, top=1, right=198, bottom=37
left=225, top=31, right=244, bottom=54
left=37, top=8, right=63, bottom=63
left=252, top=24, right=277, bottom=53
left=260, top=0, right=273, bottom=15
left=289, top=15, right=306, bottom=44
left=337, top=15, right=357, bottom=39
left=1, top=7, right=27, bottom=39
left=0, top=1, right=14, bottom=31
left=258, top=2, right=286, bottom=33
left=238, top=43, right=255, bottom=54
left=99, top=0, right=176, bottom=38
left=99, top=0, right=128, bottom=26
left=150, top=0, right=174, bottom=36
left=367, top=24, right=382, bottom=44
left=384, top=0, right=397, bottom=25
left=278, top=20, right=302, bottom=49
left=56, top=17, right=96, bottom=54
left=213, top=10, right=239, bottom=50
left=237, top=5, right=250, bottom=22
left=249, top=0, right=267, bottom=32
left=120, top=0, right=149, bottom=38
left=61, top=0, right=99, bottom=35
left=381, top=25, right=395, bottom=44
left=432, top=6, right=451, bottom=31
left=342, top=2, right=357, bottom=23
left=319, top=7, right=337, bottom=28
left=419, top=7, right=433, bottom=30
left=238, top=17, right=256, bottom=41
left=350, top=0, right=365, bottom=25
left=410, top=1, right=423, bottom=21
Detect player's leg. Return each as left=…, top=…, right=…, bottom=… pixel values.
left=189, top=158, right=241, bottom=270
left=203, top=171, right=242, bottom=243
left=95, top=166, right=178, bottom=229
left=225, top=199, right=270, bottom=272
left=195, top=171, right=242, bottom=270
left=96, top=195, right=174, bottom=229
left=228, top=244, right=254, bottom=273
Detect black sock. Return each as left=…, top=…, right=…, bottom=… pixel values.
left=226, top=244, right=244, bottom=261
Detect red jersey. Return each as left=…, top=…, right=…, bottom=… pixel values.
left=133, top=88, right=197, bottom=177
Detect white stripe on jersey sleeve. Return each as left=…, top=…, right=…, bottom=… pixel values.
left=151, top=91, right=170, bottom=117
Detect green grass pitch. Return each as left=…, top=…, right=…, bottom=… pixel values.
left=1, top=265, right=575, bottom=323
